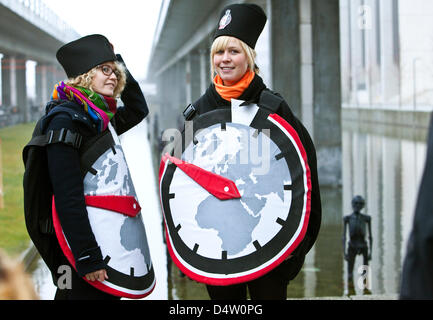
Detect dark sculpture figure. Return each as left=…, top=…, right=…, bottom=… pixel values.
left=343, top=195, right=372, bottom=292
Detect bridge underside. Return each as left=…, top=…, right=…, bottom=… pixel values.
left=0, top=4, right=62, bottom=62
left=0, top=2, right=78, bottom=125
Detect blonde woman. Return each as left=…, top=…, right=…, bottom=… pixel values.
left=186, top=4, right=321, bottom=300
left=41, top=34, right=150, bottom=299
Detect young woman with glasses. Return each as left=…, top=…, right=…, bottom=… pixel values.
left=39, top=34, right=152, bottom=300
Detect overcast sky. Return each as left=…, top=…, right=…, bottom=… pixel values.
left=42, top=0, right=163, bottom=81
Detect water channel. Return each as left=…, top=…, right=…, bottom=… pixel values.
left=30, top=116, right=429, bottom=299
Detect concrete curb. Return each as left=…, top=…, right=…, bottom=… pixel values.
left=21, top=242, right=399, bottom=301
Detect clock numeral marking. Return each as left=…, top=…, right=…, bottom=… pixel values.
left=276, top=217, right=287, bottom=226
left=168, top=193, right=175, bottom=199
left=221, top=122, right=226, bottom=131
left=261, top=129, right=271, bottom=138
left=104, top=255, right=111, bottom=264
left=193, top=243, right=199, bottom=253
left=253, top=240, right=261, bottom=250
left=252, top=129, right=261, bottom=138
left=284, top=184, right=292, bottom=191
left=175, top=224, right=181, bottom=232
left=275, top=152, right=286, bottom=161
left=222, top=251, right=227, bottom=260
left=130, top=267, right=135, bottom=277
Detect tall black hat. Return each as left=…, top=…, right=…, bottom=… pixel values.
left=56, top=34, right=117, bottom=78
left=213, top=3, right=267, bottom=49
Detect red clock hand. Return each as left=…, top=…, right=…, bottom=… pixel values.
left=163, top=153, right=241, bottom=200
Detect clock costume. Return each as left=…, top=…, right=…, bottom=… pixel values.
left=159, top=4, right=321, bottom=299
left=41, top=35, right=154, bottom=299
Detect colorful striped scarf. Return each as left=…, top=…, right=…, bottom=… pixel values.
left=52, top=81, right=117, bottom=132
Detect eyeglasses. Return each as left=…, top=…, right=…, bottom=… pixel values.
left=97, top=65, right=121, bottom=78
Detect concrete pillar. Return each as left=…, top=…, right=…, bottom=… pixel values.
left=311, top=0, right=342, bottom=187
left=339, top=0, right=351, bottom=105
left=199, top=49, right=208, bottom=95
left=366, top=134, right=384, bottom=293
left=381, top=137, right=401, bottom=294
left=349, top=0, right=366, bottom=106
left=271, top=0, right=301, bottom=117
left=299, top=0, right=314, bottom=136
left=379, top=0, right=400, bottom=105
left=10, top=57, right=17, bottom=108
left=156, top=72, right=166, bottom=130
left=271, top=0, right=342, bottom=186
left=35, top=62, right=46, bottom=107
left=185, top=54, right=192, bottom=106
left=365, top=0, right=382, bottom=105
left=158, top=69, right=170, bottom=131
left=15, top=55, right=28, bottom=122
left=189, top=50, right=201, bottom=102
left=46, top=63, right=56, bottom=96
left=1, top=55, right=12, bottom=106
left=177, top=60, right=186, bottom=123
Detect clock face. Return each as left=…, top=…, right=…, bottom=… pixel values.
left=159, top=102, right=311, bottom=285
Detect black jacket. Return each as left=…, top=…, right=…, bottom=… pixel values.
left=400, top=114, right=433, bottom=299
left=43, top=74, right=148, bottom=278
left=192, top=74, right=321, bottom=266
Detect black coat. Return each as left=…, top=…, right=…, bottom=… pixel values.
left=43, top=75, right=148, bottom=278
left=192, top=74, right=322, bottom=277
left=400, top=114, right=433, bottom=299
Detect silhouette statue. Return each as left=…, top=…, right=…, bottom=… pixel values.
left=343, top=195, right=372, bottom=293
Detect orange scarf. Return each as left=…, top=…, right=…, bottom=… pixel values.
left=214, top=70, right=255, bottom=101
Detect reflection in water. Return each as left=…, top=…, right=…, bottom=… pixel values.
left=169, top=120, right=428, bottom=299
left=341, top=120, right=426, bottom=296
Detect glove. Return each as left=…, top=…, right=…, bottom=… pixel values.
left=116, top=54, right=136, bottom=84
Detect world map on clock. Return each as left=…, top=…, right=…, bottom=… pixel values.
left=183, top=123, right=292, bottom=257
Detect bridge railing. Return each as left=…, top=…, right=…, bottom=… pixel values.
left=0, top=0, right=80, bottom=42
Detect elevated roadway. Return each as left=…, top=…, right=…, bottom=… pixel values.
left=0, top=0, right=80, bottom=124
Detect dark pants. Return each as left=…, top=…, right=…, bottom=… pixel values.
left=206, top=255, right=305, bottom=300
left=54, top=268, right=120, bottom=300
left=347, top=246, right=369, bottom=281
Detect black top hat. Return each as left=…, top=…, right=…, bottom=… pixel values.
left=56, top=34, right=117, bottom=78
left=213, top=3, right=267, bottom=49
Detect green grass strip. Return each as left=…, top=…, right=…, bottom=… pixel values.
left=0, top=122, right=35, bottom=257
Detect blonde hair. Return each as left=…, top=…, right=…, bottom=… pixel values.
left=210, top=36, right=259, bottom=80
left=0, top=250, right=39, bottom=300
left=66, top=61, right=127, bottom=98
